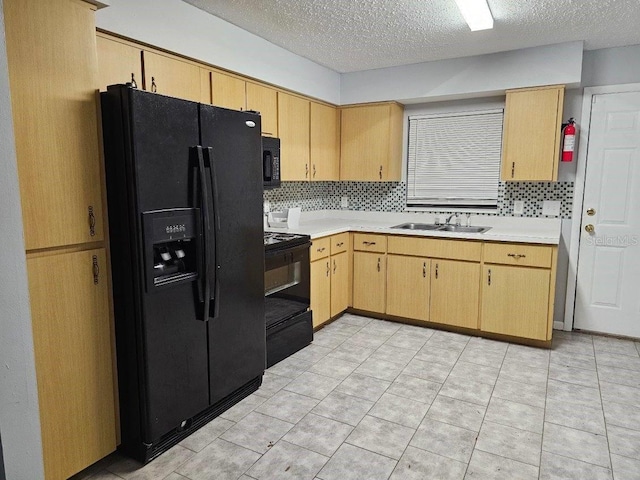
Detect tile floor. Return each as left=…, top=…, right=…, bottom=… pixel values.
left=75, top=314, right=640, bottom=480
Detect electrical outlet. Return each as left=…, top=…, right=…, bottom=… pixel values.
left=513, top=200, right=524, bottom=215
left=263, top=200, right=270, bottom=213
left=542, top=200, right=561, bottom=217
left=341, top=196, right=349, bottom=209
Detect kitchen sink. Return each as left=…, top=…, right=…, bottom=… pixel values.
left=392, top=223, right=444, bottom=231
left=437, top=225, right=492, bottom=233
left=391, top=223, right=491, bottom=234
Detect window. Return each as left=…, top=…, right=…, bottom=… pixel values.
left=407, top=109, right=504, bottom=209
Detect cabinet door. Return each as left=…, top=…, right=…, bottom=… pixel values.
left=330, top=252, right=349, bottom=317
left=430, top=259, right=480, bottom=329
left=246, top=82, right=278, bottom=137
left=386, top=255, right=429, bottom=322
left=353, top=252, right=386, bottom=313
left=310, top=102, right=340, bottom=181
left=96, top=35, right=142, bottom=91
left=28, top=249, right=116, bottom=480
left=211, top=71, right=246, bottom=111
left=501, top=86, right=564, bottom=181
left=278, top=92, right=310, bottom=181
left=4, top=0, right=104, bottom=250
left=311, top=258, right=331, bottom=327
left=143, top=50, right=201, bottom=102
left=481, top=265, right=551, bottom=340
left=340, top=103, right=402, bottom=181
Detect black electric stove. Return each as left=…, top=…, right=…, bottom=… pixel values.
left=264, top=231, right=311, bottom=251
left=263, top=231, right=312, bottom=367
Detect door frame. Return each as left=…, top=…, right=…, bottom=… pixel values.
left=564, top=82, right=640, bottom=331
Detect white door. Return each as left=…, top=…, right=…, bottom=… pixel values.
left=575, top=91, right=640, bottom=337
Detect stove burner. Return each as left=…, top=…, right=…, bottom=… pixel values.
left=264, top=231, right=310, bottom=250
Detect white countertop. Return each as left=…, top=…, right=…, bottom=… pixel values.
left=266, top=210, right=561, bottom=245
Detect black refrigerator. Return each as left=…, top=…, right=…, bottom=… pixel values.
left=101, top=85, right=265, bottom=463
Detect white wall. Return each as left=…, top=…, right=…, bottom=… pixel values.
left=0, top=1, right=45, bottom=478
left=95, top=0, right=341, bottom=104
left=582, top=44, right=640, bottom=88
left=341, top=41, right=584, bottom=105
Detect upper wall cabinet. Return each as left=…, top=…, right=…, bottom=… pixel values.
left=142, top=50, right=202, bottom=103
left=340, top=102, right=403, bottom=182
left=210, top=70, right=246, bottom=111
left=501, top=85, right=565, bottom=182
left=5, top=0, right=105, bottom=250
left=246, top=82, right=278, bottom=137
left=96, top=34, right=142, bottom=91
left=278, top=92, right=310, bottom=181
left=310, top=101, right=340, bottom=181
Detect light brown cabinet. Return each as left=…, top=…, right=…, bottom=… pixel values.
left=501, top=85, right=565, bottom=181
left=278, top=92, right=310, bottom=181
left=142, top=50, right=202, bottom=102
left=246, top=82, right=278, bottom=137
left=210, top=70, right=246, bottom=110
left=340, top=102, right=403, bottom=181
left=352, top=238, right=387, bottom=314
left=386, top=255, right=430, bottom=321
left=430, top=259, right=480, bottom=329
left=310, top=101, right=340, bottom=181
left=480, top=242, right=557, bottom=341
left=27, top=249, right=116, bottom=480
left=96, top=34, right=142, bottom=91
left=5, top=1, right=118, bottom=478
left=5, top=0, right=105, bottom=251
left=310, top=234, right=349, bottom=327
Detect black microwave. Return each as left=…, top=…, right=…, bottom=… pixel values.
left=262, top=136, right=280, bottom=189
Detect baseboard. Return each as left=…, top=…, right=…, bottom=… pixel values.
left=553, top=321, right=565, bottom=331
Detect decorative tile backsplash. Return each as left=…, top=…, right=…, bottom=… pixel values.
left=264, top=181, right=574, bottom=219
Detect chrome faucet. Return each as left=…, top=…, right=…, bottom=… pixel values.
left=445, top=213, right=459, bottom=225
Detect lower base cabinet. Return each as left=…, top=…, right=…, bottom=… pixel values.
left=430, top=259, right=480, bottom=329
left=353, top=251, right=386, bottom=313
left=330, top=251, right=349, bottom=317
left=481, top=264, right=551, bottom=340
left=27, top=248, right=116, bottom=480
left=311, top=257, right=331, bottom=327
left=386, top=255, right=430, bottom=321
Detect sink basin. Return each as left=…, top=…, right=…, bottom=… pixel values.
left=438, top=225, right=492, bottom=233
left=391, top=223, right=444, bottom=231
left=391, top=223, right=492, bottom=234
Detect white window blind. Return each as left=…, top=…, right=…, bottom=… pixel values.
left=407, top=109, right=504, bottom=207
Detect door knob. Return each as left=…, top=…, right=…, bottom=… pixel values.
left=587, top=208, right=596, bottom=216
left=584, top=224, right=595, bottom=233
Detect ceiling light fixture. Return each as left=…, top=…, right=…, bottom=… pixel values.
left=454, top=0, right=494, bottom=31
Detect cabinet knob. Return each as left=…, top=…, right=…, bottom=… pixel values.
left=313, top=164, right=317, bottom=178
left=326, top=261, right=330, bottom=277
left=435, top=263, right=438, bottom=279
left=336, top=242, right=344, bottom=247
left=507, top=253, right=526, bottom=259
left=305, top=163, right=309, bottom=178
left=511, top=162, right=515, bottom=179
left=92, top=255, right=100, bottom=285
left=423, top=262, right=426, bottom=278
left=333, top=259, right=337, bottom=274
left=379, top=165, right=383, bottom=180
left=377, top=258, right=381, bottom=272
left=363, top=241, right=376, bottom=246
left=88, top=205, right=96, bottom=237
left=317, top=247, right=326, bottom=252
left=487, top=268, right=491, bottom=286
left=151, top=76, right=157, bottom=93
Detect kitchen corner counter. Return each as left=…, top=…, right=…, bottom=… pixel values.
left=266, top=210, right=562, bottom=245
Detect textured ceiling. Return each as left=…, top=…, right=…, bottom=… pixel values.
left=182, top=0, right=640, bottom=73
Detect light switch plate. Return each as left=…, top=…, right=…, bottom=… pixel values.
left=513, top=200, right=524, bottom=215
left=341, top=196, right=349, bottom=208
left=542, top=200, right=561, bottom=217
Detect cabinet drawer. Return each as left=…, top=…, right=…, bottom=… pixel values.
left=484, top=243, right=553, bottom=268
left=353, top=233, right=387, bottom=253
left=388, top=236, right=481, bottom=262
left=331, top=233, right=349, bottom=255
left=310, top=237, right=331, bottom=261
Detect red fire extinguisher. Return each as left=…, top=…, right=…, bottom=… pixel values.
left=562, top=118, right=577, bottom=162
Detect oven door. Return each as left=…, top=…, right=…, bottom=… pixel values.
left=265, top=242, right=310, bottom=328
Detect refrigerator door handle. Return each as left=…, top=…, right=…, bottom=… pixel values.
left=194, top=145, right=211, bottom=321
left=204, top=146, right=221, bottom=321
